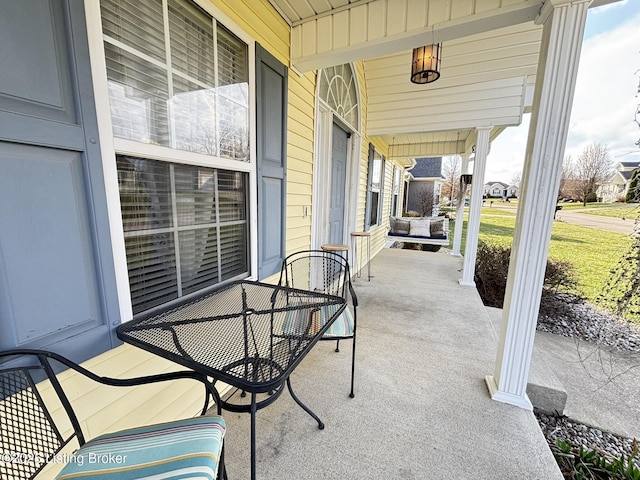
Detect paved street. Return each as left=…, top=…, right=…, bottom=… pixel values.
left=488, top=203, right=638, bottom=235
left=556, top=209, right=637, bottom=235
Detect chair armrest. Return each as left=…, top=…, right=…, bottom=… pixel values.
left=5, top=349, right=222, bottom=416
left=348, top=280, right=358, bottom=308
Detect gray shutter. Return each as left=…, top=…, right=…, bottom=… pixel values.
left=365, top=143, right=375, bottom=231
left=256, top=44, right=287, bottom=279
left=379, top=157, right=386, bottom=225
left=0, top=0, right=120, bottom=362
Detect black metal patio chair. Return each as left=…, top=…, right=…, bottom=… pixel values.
left=276, top=250, right=358, bottom=398
left=0, top=349, right=226, bottom=480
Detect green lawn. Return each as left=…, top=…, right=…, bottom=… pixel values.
left=451, top=214, right=634, bottom=304
left=579, top=205, right=640, bottom=219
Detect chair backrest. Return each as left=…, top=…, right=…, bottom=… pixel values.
left=0, top=351, right=84, bottom=480
left=278, top=250, right=351, bottom=300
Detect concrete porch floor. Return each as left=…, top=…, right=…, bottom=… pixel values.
left=220, top=248, right=562, bottom=479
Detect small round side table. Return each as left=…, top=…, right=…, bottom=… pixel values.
left=320, top=243, right=349, bottom=263
left=350, top=231, right=371, bottom=281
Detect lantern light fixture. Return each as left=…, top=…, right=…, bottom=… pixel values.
left=410, top=43, right=442, bottom=84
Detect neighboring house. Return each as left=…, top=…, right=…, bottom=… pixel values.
left=0, top=0, right=615, bottom=444
left=506, top=184, right=520, bottom=198
left=405, top=157, right=444, bottom=216
left=598, top=161, right=640, bottom=203
left=483, top=181, right=509, bottom=198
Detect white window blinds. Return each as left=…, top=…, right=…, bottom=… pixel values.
left=101, top=0, right=249, bottom=161
left=118, top=156, right=248, bottom=314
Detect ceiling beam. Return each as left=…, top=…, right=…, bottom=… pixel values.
left=291, top=0, right=543, bottom=72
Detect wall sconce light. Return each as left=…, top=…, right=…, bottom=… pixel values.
left=410, top=43, right=442, bottom=84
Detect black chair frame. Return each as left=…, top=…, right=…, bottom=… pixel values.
left=0, top=349, right=225, bottom=480
left=277, top=250, right=358, bottom=398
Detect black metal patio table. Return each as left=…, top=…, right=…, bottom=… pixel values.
left=116, top=279, right=346, bottom=480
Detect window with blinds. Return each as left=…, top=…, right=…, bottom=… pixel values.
left=101, top=0, right=249, bottom=161
left=118, top=156, right=248, bottom=314
left=101, top=0, right=251, bottom=315
left=367, top=150, right=385, bottom=227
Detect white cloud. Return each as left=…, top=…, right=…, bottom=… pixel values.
left=486, top=7, right=640, bottom=181
left=566, top=12, right=640, bottom=162
left=590, top=0, right=629, bottom=14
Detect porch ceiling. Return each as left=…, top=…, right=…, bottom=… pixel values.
left=267, top=0, right=613, bottom=163
left=367, top=22, right=541, bottom=161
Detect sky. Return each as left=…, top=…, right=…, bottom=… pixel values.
left=483, top=0, right=640, bottom=184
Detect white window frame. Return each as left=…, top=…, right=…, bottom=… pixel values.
left=84, top=0, right=258, bottom=322
left=365, top=146, right=385, bottom=231
left=391, top=165, right=401, bottom=216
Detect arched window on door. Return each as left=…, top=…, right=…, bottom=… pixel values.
left=318, top=64, right=359, bottom=131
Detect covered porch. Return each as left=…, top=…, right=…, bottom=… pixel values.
left=220, top=248, right=562, bottom=479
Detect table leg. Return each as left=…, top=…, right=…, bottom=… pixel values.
left=352, top=235, right=360, bottom=278
left=286, top=377, right=324, bottom=429
left=251, top=393, right=257, bottom=480
left=367, top=234, right=371, bottom=281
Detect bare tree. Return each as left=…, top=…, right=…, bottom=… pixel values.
left=441, top=156, right=461, bottom=203
left=511, top=172, right=521, bottom=190
left=416, top=186, right=435, bottom=216
left=564, top=144, right=612, bottom=206
left=557, top=155, right=574, bottom=200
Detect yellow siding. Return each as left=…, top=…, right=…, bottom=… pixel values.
left=32, top=5, right=309, bottom=478
left=353, top=60, right=405, bottom=259
left=214, top=0, right=317, bottom=255
left=285, top=69, right=317, bottom=254
left=31, top=6, right=409, bottom=477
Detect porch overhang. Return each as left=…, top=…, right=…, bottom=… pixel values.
left=284, top=0, right=543, bottom=73
left=269, top=0, right=615, bottom=162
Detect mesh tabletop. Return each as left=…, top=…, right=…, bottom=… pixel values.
left=117, top=281, right=345, bottom=393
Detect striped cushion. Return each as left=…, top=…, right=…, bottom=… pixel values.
left=282, top=301, right=323, bottom=336
left=323, top=307, right=354, bottom=338
left=55, top=416, right=225, bottom=480
left=282, top=301, right=353, bottom=338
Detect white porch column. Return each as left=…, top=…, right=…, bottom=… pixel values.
left=486, top=0, right=590, bottom=409
left=460, top=128, right=490, bottom=286
left=451, top=154, right=470, bottom=257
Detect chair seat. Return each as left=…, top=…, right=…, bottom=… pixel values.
left=55, top=416, right=225, bottom=480
left=322, top=307, right=354, bottom=338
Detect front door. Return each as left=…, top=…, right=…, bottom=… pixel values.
left=328, top=122, right=348, bottom=244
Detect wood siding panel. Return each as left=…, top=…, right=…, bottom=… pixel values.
left=451, top=0, right=475, bottom=19
left=476, top=0, right=502, bottom=13
left=332, top=10, right=350, bottom=49
left=386, top=0, right=408, bottom=36
left=317, top=15, right=333, bottom=52
left=349, top=5, right=368, bottom=44
left=406, top=0, right=428, bottom=31
left=367, top=1, right=387, bottom=41
left=426, top=0, right=451, bottom=25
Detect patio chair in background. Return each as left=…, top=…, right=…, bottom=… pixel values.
left=277, top=250, right=358, bottom=398
left=0, top=349, right=226, bottom=480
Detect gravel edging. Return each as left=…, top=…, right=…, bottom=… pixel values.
left=535, top=411, right=639, bottom=470
left=535, top=293, right=640, bottom=472
left=538, top=292, right=640, bottom=354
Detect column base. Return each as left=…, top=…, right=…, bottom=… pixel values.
left=458, top=279, right=475, bottom=287
left=450, top=252, right=462, bottom=257
left=485, top=375, right=533, bottom=410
